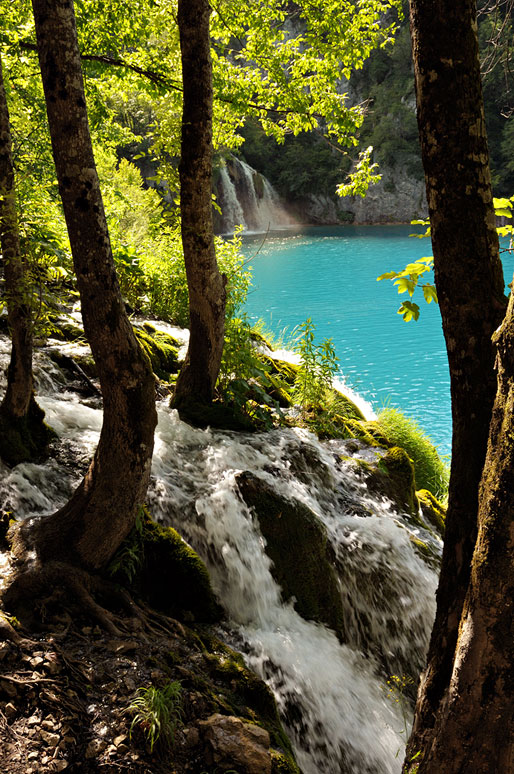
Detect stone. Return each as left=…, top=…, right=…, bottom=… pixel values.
left=198, top=713, right=271, bottom=774
left=85, top=739, right=107, bottom=758
left=40, top=730, right=60, bottom=747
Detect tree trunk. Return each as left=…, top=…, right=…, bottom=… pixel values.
left=414, top=287, right=514, bottom=773
left=12, top=0, right=157, bottom=571
left=405, top=0, right=507, bottom=767
left=0, top=53, right=50, bottom=465
left=171, top=0, right=227, bottom=415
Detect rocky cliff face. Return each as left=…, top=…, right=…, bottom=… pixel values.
left=273, top=165, right=427, bottom=226
left=215, top=154, right=427, bottom=233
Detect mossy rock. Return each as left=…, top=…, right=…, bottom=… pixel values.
left=264, top=372, right=294, bottom=408
left=236, top=472, right=344, bottom=640
left=173, top=395, right=257, bottom=432
left=258, top=355, right=299, bottom=387
left=272, top=750, right=301, bottom=774
left=201, top=636, right=297, bottom=769
left=110, top=514, right=222, bottom=623
left=48, top=317, right=86, bottom=342
left=133, top=325, right=180, bottom=382
left=408, top=534, right=441, bottom=568
left=417, top=488, right=446, bottom=538
left=378, top=446, right=417, bottom=516
left=0, top=399, right=56, bottom=467
left=329, top=388, right=365, bottom=422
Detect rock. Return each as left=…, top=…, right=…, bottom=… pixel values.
left=236, top=472, right=345, bottom=639
left=40, top=729, right=60, bottom=747
left=85, top=739, right=107, bottom=758
left=4, top=702, right=16, bottom=720
left=199, top=713, right=271, bottom=774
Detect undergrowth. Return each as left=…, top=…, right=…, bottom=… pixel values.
left=377, top=407, right=449, bottom=499
left=127, top=681, right=183, bottom=752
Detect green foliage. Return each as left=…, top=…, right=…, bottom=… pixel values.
left=377, top=407, right=449, bottom=499
left=294, top=318, right=339, bottom=413
left=384, top=673, right=415, bottom=745
left=379, top=194, right=514, bottom=321
left=127, top=681, right=183, bottom=752
left=336, top=146, right=382, bottom=198
left=219, top=315, right=284, bottom=429
left=108, top=506, right=146, bottom=583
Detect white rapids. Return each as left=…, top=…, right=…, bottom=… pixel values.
left=0, top=335, right=439, bottom=774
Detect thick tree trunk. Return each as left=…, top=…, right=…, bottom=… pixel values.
left=171, top=0, right=227, bottom=414
left=12, top=0, right=157, bottom=571
left=415, top=290, right=514, bottom=772
left=0, top=54, right=49, bottom=465
left=405, top=1, right=507, bottom=768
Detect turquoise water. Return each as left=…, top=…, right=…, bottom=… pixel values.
left=243, top=225, right=513, bottom=459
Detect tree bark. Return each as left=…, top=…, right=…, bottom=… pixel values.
left=0, top=53, right=49, bottom=465
left=414, top=281, right=514, bottom=773
left=405, top=1, right=507, bottom=768
left=171, top=0, right=227, bottom=414
left=12, top=0, right=157, bottom=571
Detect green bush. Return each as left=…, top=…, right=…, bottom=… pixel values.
left=376, top=407, right=449, bottom=499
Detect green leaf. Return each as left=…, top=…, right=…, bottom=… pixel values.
left=397, top=301, right=420, bottom=322
left=422, top=284, right=438, bottom=304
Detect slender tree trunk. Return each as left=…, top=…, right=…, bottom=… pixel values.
left=11, top=0, right=157, bottom=571
left=171, top=0, right=227, bottom=414
left=0, top=54, right=49, bottom=465
left=405, top=1, right=507, bottom=768
left=415, top=289, right=514, bottom=773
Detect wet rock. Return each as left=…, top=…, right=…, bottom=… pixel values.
left=199, top=713, right=271, bottom=774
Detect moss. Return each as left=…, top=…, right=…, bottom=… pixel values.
left=344, top=418, right=379, bottom=446
left=378, top=446, right=417, bottom=516
left=174, top=396, right=257, bottom=432
left=416, top=488, right=446, bottom=537
left=133, top=325, right=180, bottom=382
left=236, top=472, right=345, bottom=640
left=110, top=513, right=222, bottom=623
left=272, top=750, right=301, bottom=774
left=328, top=388, right=365, bottom=421
left=48, top=317, right=86, bottom=342
left=409, top=534, right=440, bottom=568
left=258, top=355, right=299, bottom=387
left=139, top=520, right=222, bottom=623
left=202, top=638, right=297, bottom=767
left=0, top=399, right=56, bottom=466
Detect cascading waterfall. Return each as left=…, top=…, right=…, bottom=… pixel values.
left=216, top=156, right=296, bottom=234
left=0, top=333, right=439, bottom=773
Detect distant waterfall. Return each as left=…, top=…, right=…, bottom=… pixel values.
left=215, top=156, right=295, bottom=234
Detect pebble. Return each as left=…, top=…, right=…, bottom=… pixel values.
left=85, top=738, right=107, bottom=758
left=40, top=729, right=61, bottom=747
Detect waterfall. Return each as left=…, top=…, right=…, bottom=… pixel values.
left=0, top=332, right=439, bottom=773
left=216, top=156, right=296, bottom=234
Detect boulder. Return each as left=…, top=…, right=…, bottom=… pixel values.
left=198, top=713, right=271, bottom=774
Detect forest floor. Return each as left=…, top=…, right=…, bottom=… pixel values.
left=0, top=609, right=214, bottom=773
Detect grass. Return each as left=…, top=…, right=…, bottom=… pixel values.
left=127, top=681, right=183, bottom=752
left=377, top=407, right=450, bottom=500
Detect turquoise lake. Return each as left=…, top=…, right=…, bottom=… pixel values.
left=243, top=225, right=513, bottom=459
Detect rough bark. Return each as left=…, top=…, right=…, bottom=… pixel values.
left=0, top=53, right=49, bottom=465
left=171, top=0, right=227, bottom=414
left=10, top=0, right=157, bottom=572
left=405, top=1, right=507, bottom=768
left=414, top=283, right=514, bottom=773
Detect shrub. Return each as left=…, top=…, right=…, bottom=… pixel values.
left=377, top=407, right=449, bottom=499
left=127, top=681, right=183, bottom=752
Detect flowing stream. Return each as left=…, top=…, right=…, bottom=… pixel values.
left=0, top=333, right=439, bottom=773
